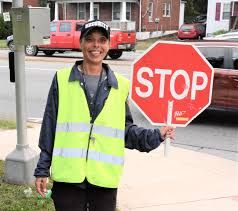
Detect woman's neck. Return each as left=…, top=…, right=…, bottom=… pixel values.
left=81, top=62, right=102, bottom=76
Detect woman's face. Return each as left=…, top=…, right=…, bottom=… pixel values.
left=80, top=30, right=110, bottom=65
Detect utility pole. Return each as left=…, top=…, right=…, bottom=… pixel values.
left=4, top=0, right=39, bottom=184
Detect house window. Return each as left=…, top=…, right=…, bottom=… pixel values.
left=94, top=4, right=99, bottom=20
left=148, top=2, right=153, bottom=22
left=113, top=2, right=120, bottom=20
left=77, top=3, right=86, bottom=20
left=163, top=3, right=171, bottom=17
left=222, top=3, right=230, bottom=20
left=126, top=2, right=131, bottom=20
left=215, top=3, right=221, bottom=21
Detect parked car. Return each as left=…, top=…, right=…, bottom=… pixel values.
left=188, top=41, right=238, bottom=111
left=192, top=14, right=207, bottom=24
left=6, top=20, right=136, bottom=59
left=178, top=23, right=206, bottom=40
left=6, top=35, right=14, bottom=51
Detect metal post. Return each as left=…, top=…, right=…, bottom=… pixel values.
left=139, top=0, right=142, bottom=32
left=164, top=101, right=173, bottom=157
left=4, top=0, right=39, bottom=184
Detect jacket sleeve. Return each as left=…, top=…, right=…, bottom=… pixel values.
left=34, top=74, right=58, bottom=177
left=125, top=101, right=164, bottom=152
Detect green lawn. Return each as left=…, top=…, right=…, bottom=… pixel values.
left=0, top=160, right=121, bottom=211
left=0, top=40, right=7, bottom=49
left=0, top=160, right=54, bottom=211
left=136, top=33, right=177, bottom=50
left=0, top=120, right=16, bottom=130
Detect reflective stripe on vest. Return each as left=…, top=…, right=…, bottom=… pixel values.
left=53, top=148, right=124, bottom=166
left=56, top=122, right=124, bottom=140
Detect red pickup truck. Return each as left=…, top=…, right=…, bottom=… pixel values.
left=21, top=20, right=136, bottom=59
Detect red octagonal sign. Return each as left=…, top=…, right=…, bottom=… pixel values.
left=131, top=41, right=214, bottom=127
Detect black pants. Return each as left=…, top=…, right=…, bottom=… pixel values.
left=51, top=182, right=117, bottom=211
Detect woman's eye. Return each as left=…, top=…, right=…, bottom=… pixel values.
left=100, top=37, right=107, bottom=43
left=85, top=37, right=93, bottom=42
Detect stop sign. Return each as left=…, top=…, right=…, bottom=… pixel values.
left=131, top=41, right=214, bottom=127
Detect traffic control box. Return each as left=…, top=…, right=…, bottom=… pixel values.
left=11, top=7, right=50, bottom=45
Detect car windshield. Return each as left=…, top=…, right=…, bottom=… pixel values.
left=180, top=25, right=194, bottom=30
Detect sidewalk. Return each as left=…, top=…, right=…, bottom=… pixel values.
left=0, top=124, right=237, bottom=211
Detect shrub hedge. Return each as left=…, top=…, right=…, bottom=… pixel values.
left=0, top=14, right=12, bottom=39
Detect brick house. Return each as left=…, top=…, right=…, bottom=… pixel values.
left=50, top=0, right=185, bottom=32
left=1, top=0, right=185, bottom=32
left=0, top=0, right=39, bottom=13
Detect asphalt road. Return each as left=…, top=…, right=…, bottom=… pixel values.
left=0, top=50, right=237, bottom=162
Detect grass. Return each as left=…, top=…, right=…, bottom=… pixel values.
left=0, top=161, right=121, bottom=210
left=0, top=40, right=7, bottom=48
left=0, top=160, right=54, bottom=211
left=136, top=33, right=178, bottom=50
left=0, top=119, right=36, bottom=130
left=0, top=120, right=16, bottom=130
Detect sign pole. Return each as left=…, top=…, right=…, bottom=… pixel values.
left=4, top=0, right=39, bottom=184
left=164, top=100, right=173, bottom=157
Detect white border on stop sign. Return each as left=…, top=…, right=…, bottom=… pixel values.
left=129, top=40, right=214, bottom=127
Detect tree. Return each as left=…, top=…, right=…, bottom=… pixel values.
left=184, top=0, right=208, bottom=23
left=193, top=0, right=208, bottom=15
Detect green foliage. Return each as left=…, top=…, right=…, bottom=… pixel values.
left=0, top=160, right=54, bottom=211
left=0, top=15, right=12, bottom=39
left=184, top=0, right=208, bottom=23
left=193, top=0, right=208, bottom=15
left=0, top=40, right=7, bottom=48
left=0, top=120, right=16, bottom=130
left=39, top=0, right=48, bottom=7
left=212, top=29, right=228, bottom=35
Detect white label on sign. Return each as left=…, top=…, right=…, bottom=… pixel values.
left=136, top=67, right=208, bottom=100
left=3, top=12, right=10, bottom=22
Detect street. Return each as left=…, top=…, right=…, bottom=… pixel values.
left=0, top=50, right=237, bottom=161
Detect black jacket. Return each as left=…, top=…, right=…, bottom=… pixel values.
left=34, top=60, right=163, bottom=178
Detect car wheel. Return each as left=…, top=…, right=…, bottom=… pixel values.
left=57, top=50, right=65, bottom=53
left=43, top=50, right=56, bottom=56
left=8, top=41, right=15, bottom=51
left=25, top=45, right=38, bottom=56
left=108, top=50, right=123, bottom=59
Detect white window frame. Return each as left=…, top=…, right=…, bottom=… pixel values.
left=126, top=2, right=131, bottom=20
left=77, top=3, right=86, bottom=20
left=222, top=2, right=230, bottom=20
left=148, top=2, right=153, bottom=22
left=163, top=3, right=171, bottom=17
left=112, top=2, right=120, bottom=20
left=94, top=4, right=100, bottom=20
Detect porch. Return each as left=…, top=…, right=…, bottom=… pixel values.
left=51, top=0, right=137, bottom=31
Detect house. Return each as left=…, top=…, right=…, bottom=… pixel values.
left=49, top=0, right=185, bottom=32
left=206, top=0, right=238, bottom=36
left=230, top=1, right=238, bottom=30
left=0, top=0, right=39, bottom=13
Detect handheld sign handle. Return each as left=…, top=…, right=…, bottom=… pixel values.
left=164, top=100, right=173, bottom=157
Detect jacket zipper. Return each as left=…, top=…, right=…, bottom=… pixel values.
left=84, top=71, right=104, bottom=162
left=86, top=123, right=94, bottom=161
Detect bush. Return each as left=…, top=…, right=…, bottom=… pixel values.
left=0, top=14, right=13, bottom=39
left=212, top=29, right=228, bottom=36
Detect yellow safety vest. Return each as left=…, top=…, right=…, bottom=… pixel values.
left=51, top=68, right=129, bottom=188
